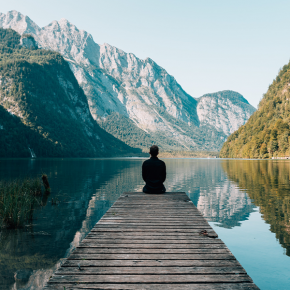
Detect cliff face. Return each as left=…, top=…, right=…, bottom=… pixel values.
left=0, top=28, right=136, bottom=157
left=0, top=11, right=256, bottom=152
left=220, top=60, right=290, bottom=158
left=197, top=91, right=255, bottom=136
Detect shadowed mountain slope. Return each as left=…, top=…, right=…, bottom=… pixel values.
left=0, top=28, right=138, bottom=157
left=0, top=10, right=255, bottom=152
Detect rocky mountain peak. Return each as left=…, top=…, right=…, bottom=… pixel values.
left=196, top=90, right=256, bottom=136
left=0, top=10, right=40, bottom=35
left=0, top=11, right=256, bottom=152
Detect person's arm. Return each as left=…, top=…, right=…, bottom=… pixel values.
left=162, top=162, right=166, bottom=182
left=142, top=162, right=147, bottom=182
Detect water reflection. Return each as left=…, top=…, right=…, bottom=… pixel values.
left=222, top=160, right=290, bottom=256
left=0, top=158, right=144, bottom=289
left=0, top=158, right=289, bottom=289
left=165, top=159, right=255, bottom=227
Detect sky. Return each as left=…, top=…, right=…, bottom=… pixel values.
left=1, top=0, right=290, bottom=108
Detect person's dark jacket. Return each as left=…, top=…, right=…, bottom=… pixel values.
left=142, top=156, right=166, bottom=191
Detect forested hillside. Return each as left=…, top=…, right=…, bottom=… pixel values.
left=0, top=11, right=256, bottom=153
left=222, top=160, right=290, bottom=255
left=220, top=61, right=290, bottom=158
left=0, top=28, right=138, bottom=157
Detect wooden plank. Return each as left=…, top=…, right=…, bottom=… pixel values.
left=99, top=220, right=209, bottom=223
left=86, top=231, right=218, bottom=237
left=85, top=235, right=223, bottom=241
left=55, top=266, right=247, bottom=275
left=112, top=203, right=195, bottom=206
left=111, top=203, right=198, bottom=205
left=97, top=224, right=211, bottom=227
left=107, top=207, right=200, bottom=209
left=110, top=204, right=196, bottom=206
left=106, top=213, right=203, bottom=215
left=45, top=274, right=253, bottom=283
left=93, top=225, right=212, bottom=229
left=86, top=236, right=220, bottom=243
left=90, top=229, right=218, bottom=235
left=113, top=201, right=194, bottom=203
left=100, top=218, right=208, bottom=221
left=98, top=219, right=208, bottom=222
left=44, top=192, right=258, bottom=289
left=104, top=215, right=206, bottom=218
left=91, top=226, right=214, bottom=234
left=73, top=248, right=231, bottom=254
left=68, top=253, right=235, bottom=260
left=62, top=259, right=243, bottom=267
left=80, top=242, right=227, bottom=248
left=105, top=212, right=204, bottom=215
left=44, top=283, right=259, bottom=290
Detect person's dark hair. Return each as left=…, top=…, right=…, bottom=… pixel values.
left=150, top=145, right=159, bottom=157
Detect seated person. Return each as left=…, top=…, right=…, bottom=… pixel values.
left=142, top=145, right=166, bottom=193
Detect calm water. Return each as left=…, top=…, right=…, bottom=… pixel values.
left=0, top=158, right=289, bottom=289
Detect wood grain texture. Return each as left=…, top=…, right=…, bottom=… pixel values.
left=80, top=242, right=227, bottom=248
left=73, top=248, right=231, bottom=254
left=46, top=274, right=253, bottom=283
left=61, top=259, right=243, bottom=267
left=44, top=283, right=259, bottom=290
left=67, top=253, right=235, bottom=260
left=85, top=233, right=219, bottom=238
left=56, top=266, right=247, bottom=275
left=44, top=192, right=258, bottom=289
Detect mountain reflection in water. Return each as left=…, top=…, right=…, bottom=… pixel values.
left=0, top=158, right=143, bottom=289
left=0, top=158, right=289, bottom=290
left=222, top=159, right=290, bottom=256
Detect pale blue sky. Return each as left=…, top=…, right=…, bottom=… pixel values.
left=1, top=0, right=290, bottom=107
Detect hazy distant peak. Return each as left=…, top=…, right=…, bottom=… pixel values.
left=198, top=90, right=250, bottom=104
left=196, top=90, right=256, bottom=136
left=0, top=10, right=256, bottom=151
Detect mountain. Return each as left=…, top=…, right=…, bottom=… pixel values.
left=196, top=91, right=255, bottom=136
left=220, top=61, right=290, bottom=158
left=0, top=11, right=256, bottom=152
left=0, top=27, right=138, bottom=157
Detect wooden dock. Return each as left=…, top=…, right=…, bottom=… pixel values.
left=44, top=192, right=259, bottom=289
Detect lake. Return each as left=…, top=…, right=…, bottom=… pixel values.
left=0, top=158, right=289, bottom=290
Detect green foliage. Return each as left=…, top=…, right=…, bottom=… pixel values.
left=99, top=111, right=226, bottom=152
left=0, top=178, right=42, bottom=228
left=0, top=105, right=60, bottom=157
left=0, top=28, right=21, bottom=49
left=223, top=160, right=290, bottom=256
left=220, top=61, right=290, bottom=158
left=0, top=28, right=137, bottom=157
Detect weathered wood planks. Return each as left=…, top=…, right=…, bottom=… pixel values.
left=44, top=192, right=259, bottom=289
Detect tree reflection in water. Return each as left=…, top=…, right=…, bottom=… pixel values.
left=222, top=160, right=290, bottom=256
left=0, top=158, right=142, bottom=290
left=1, top=158, right=289, bottom=289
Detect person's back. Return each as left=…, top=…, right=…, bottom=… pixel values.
left=142, top=145, right=166, bottom=193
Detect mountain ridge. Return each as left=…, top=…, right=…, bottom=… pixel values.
left=0, top=27, right=138, bottom=157
left=0, top=10, right=256, bottom=152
